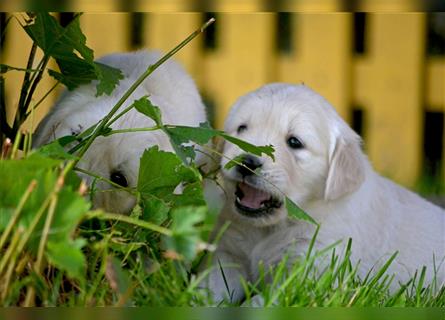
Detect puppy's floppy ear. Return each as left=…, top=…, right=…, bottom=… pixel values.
left=324, top=136, right=365, bottom=201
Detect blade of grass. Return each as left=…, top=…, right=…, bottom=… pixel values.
left=85, top=211, right=172, bottom=236
left=0, top=180, right=37, bottom=250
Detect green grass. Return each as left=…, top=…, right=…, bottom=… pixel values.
left=0, top=148, right=443, bottom=307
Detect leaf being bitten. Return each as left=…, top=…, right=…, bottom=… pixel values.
left=286, top=197, right=318, bottom=225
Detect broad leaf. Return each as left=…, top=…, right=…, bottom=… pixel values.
left=0, top=155, right=89, bottom=268
left=34, top=139, right=78, bottom=160
left=46, top=238, right=86, bottom=280
left=134, top=96, right=163, bottom=127
left=24, top=13, right=122, bottom=95
left=224, top=154, right=246, bottom=170
left=286, top=197, right=317, bottom=225
left=163, top=206, right=206, bottom=260
left=137, top=146, right=198, bottom=197
left=94, top=62, right=124, bottom=96
left=221, top=133, right=275, bottom=160
left=141, top=195, right=170, bottom=225
left=164, top=122, right=217, bottom=145
left=163, top=122, right=275, bottom=163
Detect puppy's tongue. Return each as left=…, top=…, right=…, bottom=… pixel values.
left=238, top=182, right=270, bottom=209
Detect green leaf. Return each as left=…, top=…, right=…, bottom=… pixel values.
left=46, top=238, right=86, bottom=280
left=162, top=122, right=275, bottom=164
left=221, top=133, right=275, bottom=160
left=141, top=195, right=170, bottom=225
left=137, top=146, right=198, bottom=197
left=164, top=122, right=217, bottom=145
left=24, top=13, right=122, bottom=95
left=34, top=139, right=78, bottom=160
left=224, top=154, right=246, bottom=170
left=169, top=181, right=206, bottom=208
left=163, top=122, right=216, bottom=163
left=134, top=96, right=162, bottom=126
left=94, top=62, right=124, bottom=96
left=163, top=206, right=206, bottom=260
left=286, top=197, right=317, bottom=225
left=48, top=188, right=90, bottom=243
left=0, top=155, right=89, bottom=256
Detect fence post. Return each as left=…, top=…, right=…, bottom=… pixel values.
left=364, top=13, right=425, bottom=186
left=80, top=13, right=129, bottom=57
left=200, top=13, right=276, bottom=129
left=277, top=13, right=353, bottom=121
left=144, top=13, right=202, bottom=81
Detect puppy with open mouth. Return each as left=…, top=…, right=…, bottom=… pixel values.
left=203, top=83, right=445, bottom=303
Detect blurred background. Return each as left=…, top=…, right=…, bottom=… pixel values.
left=1, top=8, right=444, bottom=192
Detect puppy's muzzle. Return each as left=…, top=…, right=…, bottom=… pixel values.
left=236, top=154, right=263, bottom=177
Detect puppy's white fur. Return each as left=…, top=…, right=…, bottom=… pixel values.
left=33, top=50, right=207, bottom=213
left=205, top=83, right=445, bottom=302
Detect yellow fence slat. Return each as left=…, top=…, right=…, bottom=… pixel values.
left=364, top=13, right=425, bottom=186
left=144, top=13, right=202, bottom=80
left=278, top=13, right=352, bottom=121
left=80, top=13, right=129, bottom=58
left=201, top=13, right=275, bottom=129
left=2, top=13, right=59, bottom=132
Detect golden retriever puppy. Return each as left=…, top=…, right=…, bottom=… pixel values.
left=33, top=50, right=207, bottom=213
left=204, top=83, right=444, bottom=303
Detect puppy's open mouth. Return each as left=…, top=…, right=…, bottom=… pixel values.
left=234, top=182, right=282, bottom=217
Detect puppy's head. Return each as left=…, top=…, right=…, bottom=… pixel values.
left=221, top=83, right=365, bottom=227
left=33, top=83, right=173, bottom=214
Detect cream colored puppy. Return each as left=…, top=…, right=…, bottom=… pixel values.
left=205, top=83, right=445, bottom=303
left=33, top=50, right=207, bottom=213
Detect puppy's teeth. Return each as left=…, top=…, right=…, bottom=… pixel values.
left=236, top=197, right=241, bottom=203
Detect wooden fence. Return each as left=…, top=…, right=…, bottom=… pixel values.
left=1, top=11, right=444, bottom=187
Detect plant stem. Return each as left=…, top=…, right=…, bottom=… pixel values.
left=2, top=241, right=20, bottom=301
left=0, top=226, right=22, bottom=278
left=21, top=55, right=50, bottom=118
left=0, top=180, right=37, bottom=250
left=106, top=100, right=143, bottom=127
left=0, top=76, right=12, bottom=147
left=25, top=81, right=60, bottom=118
left=23, top=189, right=59, bottom=307
left=72, top=17, right=215, bottom=166
left=85, top=211, right=172, bottom=236
left=10, top=131, right=22, bottom=159
left=102, top=126, right=161, bottom=136
left=35, top=191, right=58, bottom=273
left=15, top=43, right=37, bottom=130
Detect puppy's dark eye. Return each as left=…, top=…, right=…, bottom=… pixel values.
left=237, top=124, right=247, bottom=134
left=110, top=171, right=128, bottom=187
left=287, top=136, right=304, bottom=149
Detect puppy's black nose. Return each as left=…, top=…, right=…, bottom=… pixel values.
left=236, top=154, right=262, bottom=176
